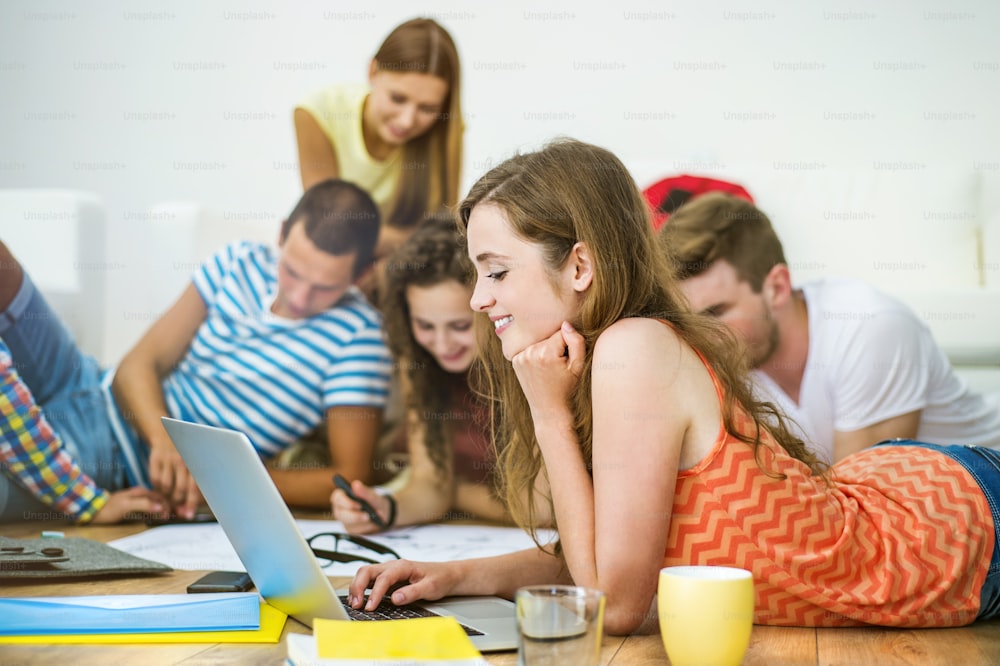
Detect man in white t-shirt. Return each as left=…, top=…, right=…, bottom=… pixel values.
left=659, top=192, right=1000, bottom=463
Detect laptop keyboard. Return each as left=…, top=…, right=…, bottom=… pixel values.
left=338, top=595, right=483, bottom=636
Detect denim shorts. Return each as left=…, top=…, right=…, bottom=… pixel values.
left=875, top=440, right=1000, bottom=621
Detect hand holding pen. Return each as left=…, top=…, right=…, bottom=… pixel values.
left=332, top=474, right=397, bottom=534
left=333, top=474, right=386, bottom=528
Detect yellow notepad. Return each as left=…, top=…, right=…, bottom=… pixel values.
left=0, top=601, right=286, bottom=644
left=315, top=616, right=483, bottom=660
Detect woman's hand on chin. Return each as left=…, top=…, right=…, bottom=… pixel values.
left=512, top=321, right=586, bottom=423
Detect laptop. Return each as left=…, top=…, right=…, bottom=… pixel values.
left=160, top=416, right=519, bottom=651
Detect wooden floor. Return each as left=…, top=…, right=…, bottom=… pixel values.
left=2, top=519, right=999, bottom=665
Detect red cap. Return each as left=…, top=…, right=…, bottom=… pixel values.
left=642, top=174, right=754, bottom=231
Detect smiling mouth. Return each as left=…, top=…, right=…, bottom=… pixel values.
left=493, top=316, right=513, bottom=331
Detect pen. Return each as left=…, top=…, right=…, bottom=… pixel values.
left=333, top=474, right=387, bottom=528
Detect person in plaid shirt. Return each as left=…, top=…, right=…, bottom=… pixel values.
left=0, top=339, right=167, bottom=523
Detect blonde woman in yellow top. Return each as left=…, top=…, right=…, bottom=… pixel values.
left=294, top=18, right=464, bottom=265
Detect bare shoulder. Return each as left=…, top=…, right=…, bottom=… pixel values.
left=592, top=317, right=713, bottom=396
left=593, top=318, right=721, bottom=467
left=593, top=317, right=684, bottom=367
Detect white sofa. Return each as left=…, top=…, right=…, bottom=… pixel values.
left=0, top=189, right=107, bottom=360
left=137, top=202, right=278, bottom=326
left=628, top=163, right=1000, bottom=394
left=1, top=175, right=999, bottom=393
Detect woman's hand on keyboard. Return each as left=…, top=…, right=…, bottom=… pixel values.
left=348, top=559, right=466, bottom=612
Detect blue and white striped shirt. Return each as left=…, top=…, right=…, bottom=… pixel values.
left=114, top=241, right=391, bottom=483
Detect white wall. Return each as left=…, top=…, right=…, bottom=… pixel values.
left=1, top=0, right=998, bottom=363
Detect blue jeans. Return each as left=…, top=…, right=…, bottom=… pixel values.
left=875, top=440, right=1000, bottom=621
left=0, top=273, right=128, bottom=521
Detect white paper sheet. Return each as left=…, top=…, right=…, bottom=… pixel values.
left=109, top=520, right=557, bottom=577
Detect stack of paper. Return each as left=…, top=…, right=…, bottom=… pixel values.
left=0, top=601, right=286, bottom=645
left=0, top=593, right=259, bottom=635
left=287, top=617, right=489, bottom=665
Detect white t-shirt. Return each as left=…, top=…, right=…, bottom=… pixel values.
left=751, top=277, right=1000, bottom=462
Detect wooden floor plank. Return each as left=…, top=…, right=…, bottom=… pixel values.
left=817, top=620, right=1000, bottom=666
left=744, top=625, right=818, bottom=666
left=6, top=519, right=1000, bottom=664
left=601, top=634, right=667, bottom=665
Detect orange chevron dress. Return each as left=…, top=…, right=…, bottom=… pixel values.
left=664, top=391, right=994, bottom=627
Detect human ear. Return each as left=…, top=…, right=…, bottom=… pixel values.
left=763, top=263, right=792, bottom=308
left=569, top=242, right=594, bottom=293
left=368, top=59, right=379, bottom=83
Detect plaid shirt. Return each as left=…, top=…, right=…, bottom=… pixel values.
left=0, top=342, right=108, bottom=522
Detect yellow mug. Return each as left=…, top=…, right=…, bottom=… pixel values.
left=658, top=565, right=754, bottom=666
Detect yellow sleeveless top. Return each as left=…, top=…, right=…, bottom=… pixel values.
left=296, top=82, right=401, bottom=212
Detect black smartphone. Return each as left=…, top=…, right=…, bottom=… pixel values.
left=145, top=508, right=217, bottom=526
left=186, top=570, right=254, bottom=594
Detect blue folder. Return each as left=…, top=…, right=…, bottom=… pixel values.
left=0, top=592, right=260, bottom=635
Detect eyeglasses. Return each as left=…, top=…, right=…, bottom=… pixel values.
left=306, top=532, right=401, bottom=567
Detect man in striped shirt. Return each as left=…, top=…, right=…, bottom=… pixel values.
left=0, top=180, right=393, bottom=522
